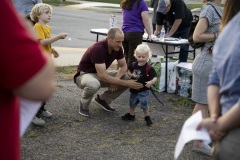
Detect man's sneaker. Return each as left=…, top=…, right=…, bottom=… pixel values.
left=93, top=94, right=115, bottom=112
left=192, top=143, right=212, bottom=156
left=122, top=113, right=135, bottom=121
left=79, top=102, right=90, bottom=116
left=40, top=109, right=53, bottom=118
left=32, top=117, right=45, bottom=126
left=144, top=116, right=153, bottom=126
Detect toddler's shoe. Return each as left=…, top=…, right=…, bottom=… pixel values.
left=122, top=113, right=135, bottom=121
left=144, top=116, right=153, bottom=126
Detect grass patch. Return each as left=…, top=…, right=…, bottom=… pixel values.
left=56, top=66, right=77, bottom=80
left=43, top=0, right=79, bottom=6
left=85, top=0, right=121, bottom=4
left=43, top=0, right=224, bottom=9
left=28, top=131, right=38, bottom=137
left=187, top=4, right=202, bottom=9
left=177, top=97, right=193, bottom=106
left=56, top=66, right=77, bottom=74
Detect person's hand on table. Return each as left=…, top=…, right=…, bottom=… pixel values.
left=147, top=34, right=152, bottom=41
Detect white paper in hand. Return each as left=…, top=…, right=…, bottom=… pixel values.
left=20, top=98, right=41, bottom=137
left=174, top=111, right=211, bottom=159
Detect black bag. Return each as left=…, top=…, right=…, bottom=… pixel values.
left=188, top=3, right=222, bottom=49
left=188, top=15, right=205, bottom=49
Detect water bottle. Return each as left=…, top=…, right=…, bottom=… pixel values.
left=109, top=14, right=117, bottom=28
left=159, top=27, right=165, bottom=42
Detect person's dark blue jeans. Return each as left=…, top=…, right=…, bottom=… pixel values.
left=172, top=26, right=190, bottom=62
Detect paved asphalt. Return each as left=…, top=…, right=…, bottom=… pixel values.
left=52, top=0, right=201, bottom=67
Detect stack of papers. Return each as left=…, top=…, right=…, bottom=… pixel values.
left=174, top=111, right=211, bottom=159
left=142, top=33, right=188, bottom=43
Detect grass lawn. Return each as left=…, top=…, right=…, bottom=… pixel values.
left=43, top=0, right=208, bottom=9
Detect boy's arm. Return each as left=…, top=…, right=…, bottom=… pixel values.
left=40, top=33, right=68, bottom=46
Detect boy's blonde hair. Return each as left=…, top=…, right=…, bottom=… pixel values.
left=30, top=3, right=52, bottom=23
left=134, top=44, right=152, bottom=60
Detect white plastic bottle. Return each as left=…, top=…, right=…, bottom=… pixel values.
left=109, top=14, right=117, bottom=28
left=159, top=27, right=165, bottom=42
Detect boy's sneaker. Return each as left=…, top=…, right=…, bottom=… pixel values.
left=144, top=116, right=153, bottom=126
left=79, top=102, right=90, bottom=116
left=32, top=117, right=45, bottom=126
left=192, top=143, right=212, bottom=156
left=122, top=113, right=135, bottom=121
left=93, top=94, right=115, bottom=112
left=40, top=109, right=53, bottom=118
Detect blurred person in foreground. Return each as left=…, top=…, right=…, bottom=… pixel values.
left=197, top=0, right=240, bottom=159
left=191, top=0, right=222, bottom=156
left=0, top=0, right=55, bottom=159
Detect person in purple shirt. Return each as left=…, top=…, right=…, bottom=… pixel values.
left=120, top=0, right=152, bottom=65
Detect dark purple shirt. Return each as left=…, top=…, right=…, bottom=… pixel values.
left=77, top=39, right=124, bottom=73
left=122, top=0, right=149, bottom=33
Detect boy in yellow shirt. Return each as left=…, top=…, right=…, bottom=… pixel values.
left=30, top=3, right=68, bottom=125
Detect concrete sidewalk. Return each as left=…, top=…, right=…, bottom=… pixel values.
left=53, top=47, right=85, bottom=66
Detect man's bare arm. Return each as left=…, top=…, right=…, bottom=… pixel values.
left=95, top=63, right=143, bottom=90
left=166, top=19, right=182, bottom=37
left=114, top=58, right=128, bottom=79
left=208, top=85, right=221, bottom=118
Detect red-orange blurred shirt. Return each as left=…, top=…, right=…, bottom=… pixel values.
left=0, top=1, right=46, bottom=159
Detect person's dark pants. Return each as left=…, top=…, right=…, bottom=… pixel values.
left=152, top=23, right=156, bottom=34
left=36, top=102, right=46, bottom=117
left=171, top=26, right=190, bottom=63
left=123, top=32, right=143, bottom=65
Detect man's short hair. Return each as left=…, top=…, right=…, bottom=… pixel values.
left=108, top=27, right=123, bottom=39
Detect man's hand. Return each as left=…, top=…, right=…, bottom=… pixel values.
left=109, top=84, right=118, bottom=92
left=127, top=80, right=143, bottom=89
left=209, top=114, right=226, bottom=141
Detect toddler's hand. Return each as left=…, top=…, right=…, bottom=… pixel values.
left=145, top=81, right=152, bottom=88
